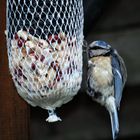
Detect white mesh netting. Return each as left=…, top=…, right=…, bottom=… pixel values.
left=6, top=0, right=84, bottom=122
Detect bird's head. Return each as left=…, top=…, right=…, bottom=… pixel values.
left=88, top=40, right=111, bottom=58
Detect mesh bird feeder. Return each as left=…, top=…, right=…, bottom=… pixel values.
left=6, top=0, right=84, bottom=122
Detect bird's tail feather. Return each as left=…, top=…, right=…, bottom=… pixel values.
left=109, top=107, right=119, bottom=140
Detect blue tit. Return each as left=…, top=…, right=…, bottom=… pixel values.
left=87, top=40, right=127, bottom=140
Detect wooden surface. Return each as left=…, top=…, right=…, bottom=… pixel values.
left=0, top=0, right=30, bottom=140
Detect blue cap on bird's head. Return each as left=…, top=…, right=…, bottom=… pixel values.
left=89, top=40, right=111, bottom=50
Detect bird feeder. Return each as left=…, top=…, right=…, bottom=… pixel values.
left=6, top=0, right=84, bottom=122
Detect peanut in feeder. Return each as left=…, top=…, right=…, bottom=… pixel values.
left=6, top=0, right=84, bottom=122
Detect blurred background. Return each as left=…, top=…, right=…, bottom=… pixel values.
left=0, top=0, right=140, bottom=140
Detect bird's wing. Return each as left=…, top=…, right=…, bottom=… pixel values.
left=115, top=51, right=127, bottom=87
left=111, top=49, right=127, bottom=109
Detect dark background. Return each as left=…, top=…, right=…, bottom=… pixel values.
left=1, top=0, right=140, bottom=140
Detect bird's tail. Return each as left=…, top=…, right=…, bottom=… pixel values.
left=106, top=96, right=119, bottom=140
left=109, top=106, right=119, bottom=140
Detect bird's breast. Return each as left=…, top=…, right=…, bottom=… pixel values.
left=91, top=56, right=113, bottom=87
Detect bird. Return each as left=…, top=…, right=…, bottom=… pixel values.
left=86, top=40, right=127, bottom=140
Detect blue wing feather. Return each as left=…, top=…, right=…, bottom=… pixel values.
left=111, top=50, right=123, bottom=109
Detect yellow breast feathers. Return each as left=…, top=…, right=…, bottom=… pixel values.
left=90, top=56, right=113, bottom=86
